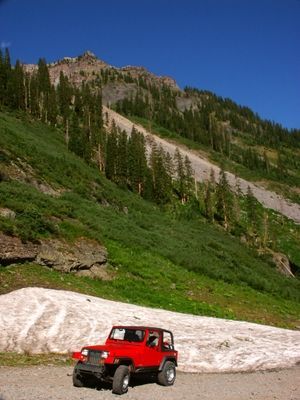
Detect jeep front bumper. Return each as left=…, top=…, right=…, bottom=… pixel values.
left=74, top=362, right=105, bottom=379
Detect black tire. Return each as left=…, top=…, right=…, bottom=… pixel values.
left=72, top=368, right=85, bottom=388
left=112, top=365, right=130, bottom=395
left=157, top=361, right=176, bottom=386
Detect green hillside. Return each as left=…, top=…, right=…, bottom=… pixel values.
left=1, top=110, right=300, bottom=329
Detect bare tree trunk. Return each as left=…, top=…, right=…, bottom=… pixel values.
left=24, top=76, right=28, bottom=110
left=97, top=143, right=105, bottom=172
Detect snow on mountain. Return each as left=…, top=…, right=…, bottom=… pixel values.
left=0, top=287, right=299, bottom=373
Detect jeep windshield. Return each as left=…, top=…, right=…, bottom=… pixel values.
left=109, top=328, right=145, bottom=342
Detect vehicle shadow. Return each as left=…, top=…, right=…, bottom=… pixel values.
left=93, top=374, right=158, bottom=392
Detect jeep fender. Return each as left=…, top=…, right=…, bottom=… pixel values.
left=114, top=357, right=135, bottom=372
left=159, top=356, right=177, bottom=371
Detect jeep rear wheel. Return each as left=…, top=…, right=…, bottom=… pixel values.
left=157, top=361, right=176, bottom=386
left=112, top=365, right=130, bottom=395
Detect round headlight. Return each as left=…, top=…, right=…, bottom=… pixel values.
left=101, top=351, right=109, bottom=359
left=81, top=349, right=89, bottom=356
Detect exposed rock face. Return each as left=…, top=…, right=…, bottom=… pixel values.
left=102, top=82, right=137, bottom=106
left=120, top=65, right=179, bottom=90
left=37, top=238, right=109, bottom=279
left=0, top=233, right=38, bottom=265
left=0, top=234, right=110, bottom=280
left=23, top=50, right=180, bottom=92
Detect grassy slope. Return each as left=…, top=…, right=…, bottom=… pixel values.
left=0, top=111, right=299, bottom=329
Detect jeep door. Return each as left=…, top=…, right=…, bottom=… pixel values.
left=143, top=330, right=161, bottom=367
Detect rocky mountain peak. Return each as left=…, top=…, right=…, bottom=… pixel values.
left=78, top=50, right=98, bottom=61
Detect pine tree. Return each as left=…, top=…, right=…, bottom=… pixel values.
left=37, top=58, right=51, bottom=122
left=127, top=127, right=148, bottom=195
left=149, top=143, right=172, bottom=204
left=204, top=182, right=214, bottom=221
left=184, top=155, right=194, bottom=201
left=7, top=60, right=25, bottom=109
left=116, top=130, right=128, bottom=188
left=29, top=74, right=39, bottom=117
left=262, top=211, right=269, bottom=249
left=276, top=150, right=287, bottom=178
left=215, top=168, right=234, bottom=230
left=263, top=150, right=270, bottom=174
left=105, top=121, right=118, bottom=181
left=57, top=71, right=72, bottom=144
left=0, top=48, right=12, bottom=106
left=174, top=148, right=185, bottom=203
left=0, top=49, right=4, bottom=105
left=69, top=112, right=82, bottom=156
left=245, top=185, right=261, bottom=245
left=47, top=85, right=58, bottom=126
left=173, top=148, right=193, bottom=204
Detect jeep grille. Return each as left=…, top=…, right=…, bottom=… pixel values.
left=87, top=350, right=102, bottom=365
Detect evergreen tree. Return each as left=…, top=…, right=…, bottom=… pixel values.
left=7, top=60, right=25, bottom=109
left=37, top=58, right=51, bottom=122
left=127, top=127, right=148, bottom=195
left=215, top=169, right=234, bottom=230
left=173, top=148, right=193, bottom=204
left=204, top=182, right=214, bottom=221
left=149, top=143, right=172, bottom=204
left=116, top=130, right=128, bottom=188
left=263, top=150, right=270, bottom=174
left=28, top=74, right=39, bottom=117
left=0, top=48, right=12, bottom=106
left=0, top=49, right=4, bottom=105
left=245, top=185, right=261, bottom=245
left=57, top=71, right=72, bottom=144
left=174, top=148, right=185, bottom=203
left=262, top=211, right=269, bottom=249
left=69, top=112, right=83, bottom=156
left=184, top=155, right=194, bottom=200
left=276, top=150, right=287, bottom=178
left=37, top=58, right=51, bottom=94
left=105, top=121, right=118, bottom=181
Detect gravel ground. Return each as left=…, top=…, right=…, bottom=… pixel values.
left=0, top=365, right=299, bottom=400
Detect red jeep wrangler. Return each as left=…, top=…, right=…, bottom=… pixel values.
left=72, top=325, right=178, bottom=395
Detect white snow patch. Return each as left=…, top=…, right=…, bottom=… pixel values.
left=0, top=287, right=300, bottom=373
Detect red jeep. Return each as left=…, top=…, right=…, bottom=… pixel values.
left=72, top=325, right=178, bottom=395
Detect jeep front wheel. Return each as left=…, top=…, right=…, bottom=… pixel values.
left=112, top=365, right=130, bottom=395
left=72, top=369, right=86, bottom=387
left=157, top=361, right=176, bottom=386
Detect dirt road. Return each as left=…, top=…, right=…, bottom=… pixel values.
left=0, top=365, right=299, bottom=400
left=103, top=106, right=300, bottom=224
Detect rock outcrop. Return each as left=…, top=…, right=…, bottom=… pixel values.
left=37, top=238, right=110, bottom=279
left=0, top=234, right=110, bottom=279
left=0, top=233, right=38, bottom=265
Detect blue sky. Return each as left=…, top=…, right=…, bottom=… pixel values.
left=0, top=0, right=299, bottom=129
